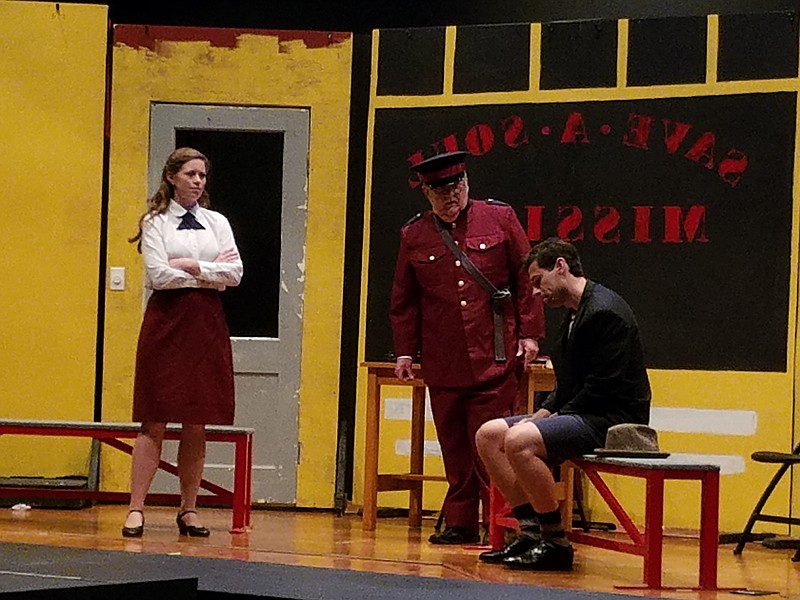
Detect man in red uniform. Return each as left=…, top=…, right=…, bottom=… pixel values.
left=390, top=151, right=545, bottom=544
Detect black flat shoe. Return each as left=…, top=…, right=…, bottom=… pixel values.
left=428, top=526, right=480, bottom=545
left=479, top=535, right=538, bottom=564
left=177, top=510, right=210, bottom=537
left=121, top=509, right=144, bottom=538
left=503, top=540, right=574, bottom=571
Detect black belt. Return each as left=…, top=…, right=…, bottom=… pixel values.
left=434, top=218, right=511, bottom=362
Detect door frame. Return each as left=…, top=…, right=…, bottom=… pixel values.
left=148, top=102, right=310, bottom=503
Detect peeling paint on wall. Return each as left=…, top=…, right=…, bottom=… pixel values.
left=114, top=25, right=351, bottom=52
left=106, top=24, right=351, bottom=507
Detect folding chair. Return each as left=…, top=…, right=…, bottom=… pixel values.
left=733, top=441, right=800, bottom=562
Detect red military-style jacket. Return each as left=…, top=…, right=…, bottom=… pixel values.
left=390, top=199, right=545, bottom=389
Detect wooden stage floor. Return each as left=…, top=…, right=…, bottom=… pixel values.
left=0, top=505, right=797, bottom=599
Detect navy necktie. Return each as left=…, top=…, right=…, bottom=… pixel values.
left=177, top=211, right=205, bottom=230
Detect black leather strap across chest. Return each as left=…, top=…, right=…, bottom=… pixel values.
left=434, top=216, right=510, bottom=362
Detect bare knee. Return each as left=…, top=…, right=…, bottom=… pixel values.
left=139, top=422, right=166, bottom=444
left=504, top=424, right=546, bottom=463
left=476, top=418, right=509, bottom=453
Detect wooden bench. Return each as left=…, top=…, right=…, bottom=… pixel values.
left=488, top=454, right=724, bottom=591
left=0, top=419, right=254, bottom=533
left=570, top=455, right=722, bottom=591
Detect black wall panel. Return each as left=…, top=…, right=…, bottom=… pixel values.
left=377, top=28, right=446, bottom=96
left=367, top=93, right=796, bottom=371
left=718, top=12, right=799, bottom=81
left=628, top=17, right=707, bottom=86
left=540, top=20, right=617, bottom=89
left=453, top=24, right=531, bottom=93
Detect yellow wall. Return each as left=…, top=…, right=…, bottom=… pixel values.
left=354, top=21, right=800, bottom=534
left=600, top=370, right=796, bottom=533
left=1, top=2, right=797, bottom=532
left=101, top=28, right=353, bottom=506
left=0, top=1, right=107, bottom=476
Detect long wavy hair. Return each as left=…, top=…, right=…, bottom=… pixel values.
left=129, top=147, right=212, bottom=252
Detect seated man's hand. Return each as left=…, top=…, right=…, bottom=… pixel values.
left=512, top=408, right=552, bottom=427
left=531, top=408, right=552, bottom=421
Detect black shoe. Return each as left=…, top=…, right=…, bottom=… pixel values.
left=121, top=509, right=144, bottom=538
left=176, top=510, right=211, bottom=537
left=479, top=535, right=538, bottom=564
left=503, top=540, right=574, bottom=571
left=428, top=526, right=480, bottom=545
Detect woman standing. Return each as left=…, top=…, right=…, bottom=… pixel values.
left=122, top=147, right=243, bottom=538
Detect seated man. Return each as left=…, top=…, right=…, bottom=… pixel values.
left=475, top=238, right=652, bottom=570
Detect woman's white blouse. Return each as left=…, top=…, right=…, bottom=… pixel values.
left=141, top=200, right=244, bottom=291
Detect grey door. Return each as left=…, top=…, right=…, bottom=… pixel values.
left=148, top=103, right=309, bottom=504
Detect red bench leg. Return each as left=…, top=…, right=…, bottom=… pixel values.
left=243, top=434, right=253, bottom=528
left=230, top=435, right=253, bottom=533
left=643, top=474, right=665, bottom=590
left=699, top=471, right=720, bottom=590
left=489, top=484, right=507, bottom=549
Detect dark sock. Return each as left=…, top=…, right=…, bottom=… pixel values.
left=511, top=503, right=540, bottom=539
left=538, top=508, right=570, bottom=547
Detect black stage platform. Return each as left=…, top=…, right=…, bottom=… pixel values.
left=0, top=542, right=641, bottom=600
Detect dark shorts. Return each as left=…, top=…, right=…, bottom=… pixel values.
left=503, top=414, right=604, bottom=464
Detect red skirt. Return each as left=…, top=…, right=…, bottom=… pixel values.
left=133, top=289, right=235, bottom=425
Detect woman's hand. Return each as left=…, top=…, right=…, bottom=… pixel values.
left=215, top=248, right=240, bottom=263
left=169, top=257, right=201, bottom=276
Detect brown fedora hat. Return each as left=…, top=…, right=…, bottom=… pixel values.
left=594, top=423, right=670, bottom=458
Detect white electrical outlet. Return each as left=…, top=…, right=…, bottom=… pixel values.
left=109, top=267, right=126, bottom=291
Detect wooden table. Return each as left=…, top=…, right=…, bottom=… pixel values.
left=361, top=361, right=555, bottom=532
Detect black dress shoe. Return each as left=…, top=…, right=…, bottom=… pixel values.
left=428, top=526, right=480, bottom=545
left=121, top=509, right=144, bottom=538
left=479, top=535, right=538, bottom=564
left=503, top=540, right=574, bottom=571
left=176, top=510, right=211, bottom=537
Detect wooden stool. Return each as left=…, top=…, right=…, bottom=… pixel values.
left=361, top=361, right=555, bottom=532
